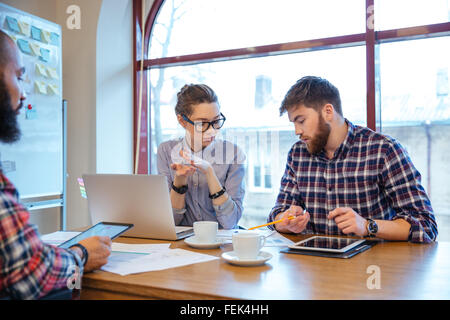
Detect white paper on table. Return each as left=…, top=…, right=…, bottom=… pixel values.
left=101, top=248, right=219, bottom=276
left=217, top=229, right=275, bottom=244
left=111, top=242, right=171, bottom=254
left=217, top=229, right=274, bottom=238
left=41, top=231, right=81, bottom=246
left=263, top=231, right=295, bottom=247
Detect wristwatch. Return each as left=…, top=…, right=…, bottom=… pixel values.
left=70, top=243, right=89, bottom=266
left=366, top=218, right=378, bottom=237
left=209, top=187, right=226, bottom=199
left=172, top=182, right=188, bottom=194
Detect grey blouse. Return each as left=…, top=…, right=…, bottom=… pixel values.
left=156, top=138, right=246, bottom=229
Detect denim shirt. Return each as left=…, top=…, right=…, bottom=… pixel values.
left=157, top=138, right=246, bottom=229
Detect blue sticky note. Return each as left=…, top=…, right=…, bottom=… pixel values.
left=39, top=48, right=50, bottom=62
left=50, top=32, right=60, bottom=46
left=31, top=26, right=42, bottom=41
left=17, top=39, right=32, bottom=55
left=5, top=16, right=20, bottom=33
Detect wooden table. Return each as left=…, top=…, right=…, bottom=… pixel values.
left=80, top=235, right=450, bottom=300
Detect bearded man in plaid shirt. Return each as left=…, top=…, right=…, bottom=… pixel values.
left=0, top=30, right=111, bottom=299
left=268, top=76, right=437, bottom=243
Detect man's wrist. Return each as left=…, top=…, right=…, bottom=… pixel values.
left=70, top=246, right=84, bottom=264
left=363, top=219, right=369, bottom=237
left=70, top=243, right=88, bottom=266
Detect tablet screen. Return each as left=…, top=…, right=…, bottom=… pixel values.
left=58, top=222, right=133, bottom=249
left=293, top=236, right=362, bottom=250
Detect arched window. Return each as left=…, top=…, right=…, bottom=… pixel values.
left=134, top=0, right=450, bottom=230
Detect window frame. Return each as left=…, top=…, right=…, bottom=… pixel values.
left=133, top=0, right=450, bottom=174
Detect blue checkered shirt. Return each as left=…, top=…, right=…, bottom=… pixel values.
left=268, top=120, right=438, bottom=243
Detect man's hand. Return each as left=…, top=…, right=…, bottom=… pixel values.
left=275, top=205, right=310, bottom=234
left=77, top=236, right=112, bottom=272
left=328, top=207, right=368, bottom=236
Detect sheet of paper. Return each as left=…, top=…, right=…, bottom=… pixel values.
left=101, top=248, right=219, bottom=276
left=264, top=231, right=295, bottom=247
left=41, top=231, right=81, bottom=246
left=111, top=242, right=171, bottom=254
left=217, top=228, right=274, bottom=239
left=216, top=229, right=293, bottom=247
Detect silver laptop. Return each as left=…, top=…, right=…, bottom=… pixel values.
left=82, top=174, right=194, bottom=240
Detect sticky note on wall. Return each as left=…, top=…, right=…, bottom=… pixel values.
left=34, top=81, right=47, bottom=95
left=31, top=26, right=42, bottom=41
left=5, top=16, right=20, bottom=33
left=41, top=30, right=52, bottom=43
left=50, top=32, right=60, bottom=46
left=17, top=39, right=32, bottom=55
left=35, top=63, right=48, bottom=77
left=46, top=67, right=59, bottom=80
left=18, top=21, right=31, bottom=36
left=47, top=84, right=60, bottom=95
left=39, top=48, right=50, bottom=62
left=29, top=42, right=41, bottom=56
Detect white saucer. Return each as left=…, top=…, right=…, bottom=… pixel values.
left=221, top=251, right=273, bottom=266
left=184, top=236, right=225, bottom=249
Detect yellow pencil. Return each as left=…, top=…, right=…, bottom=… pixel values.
left=248, top=216, right=295, bottom=230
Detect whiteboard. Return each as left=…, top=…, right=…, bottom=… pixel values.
left=0, top=3, right=63, bottom=199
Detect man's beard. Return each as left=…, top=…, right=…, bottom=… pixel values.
left=306, top=114, right=331, bottom=155
left=0, top=77, right=21, bottom=143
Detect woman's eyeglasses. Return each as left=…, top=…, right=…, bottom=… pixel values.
left=182, top=113, right=226, bottom=133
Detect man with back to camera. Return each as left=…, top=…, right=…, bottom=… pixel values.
left=0, top=30, right=111, bottom=299
left=268, top=76, right=437, bottom=243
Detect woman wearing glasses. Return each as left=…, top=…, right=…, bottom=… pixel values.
left=157, top=84, right=246, bottom=229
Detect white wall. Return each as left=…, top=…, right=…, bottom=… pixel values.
left=96, top=0, right=133, bottom=174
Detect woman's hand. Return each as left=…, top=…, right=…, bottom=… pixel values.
left=179, top=149, right=212, bottom=174
left=170, top=163, right=196, bottom=180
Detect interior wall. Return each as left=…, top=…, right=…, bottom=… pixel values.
left=96, top=0, right=133, bottom=175
left=1, top=0, right=102, bottom=231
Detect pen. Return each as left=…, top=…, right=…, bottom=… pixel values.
left=247, top=191, right=307, bottom=231
left=247, top=216, right=296, bottom=230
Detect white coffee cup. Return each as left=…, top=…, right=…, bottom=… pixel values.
left=193, top=221, right=218, bottom=243
left=232, top=231, right=266, bottom=260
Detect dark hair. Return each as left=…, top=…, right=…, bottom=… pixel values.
left=0, top=30, right=15, bottom=69
left=279, top=76, right=342, bottom=116
left=175, top=84, right=218, bottom=116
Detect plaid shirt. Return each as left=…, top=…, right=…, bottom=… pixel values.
left=0, top=171, right=83, bottom=299
left=269, top=120, right=438, bottom=243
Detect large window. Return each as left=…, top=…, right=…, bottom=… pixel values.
left=134, top=0, right=450, bottom=238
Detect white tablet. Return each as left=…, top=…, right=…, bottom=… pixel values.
left=288, top=236, right=366, bottom=253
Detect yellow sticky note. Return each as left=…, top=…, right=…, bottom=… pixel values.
left=29, top=42, right=41, bottom=56
left=46, top=67, right=59, bottom=80
left=18, top=21, right=31, bottom=36
left=35, top=63, right=48, bottom=77
left=34, top=81, right=47, bottom=95
left=47, top=84, right=60, bottom=95
left=41, top=30, right=51, bottom=43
